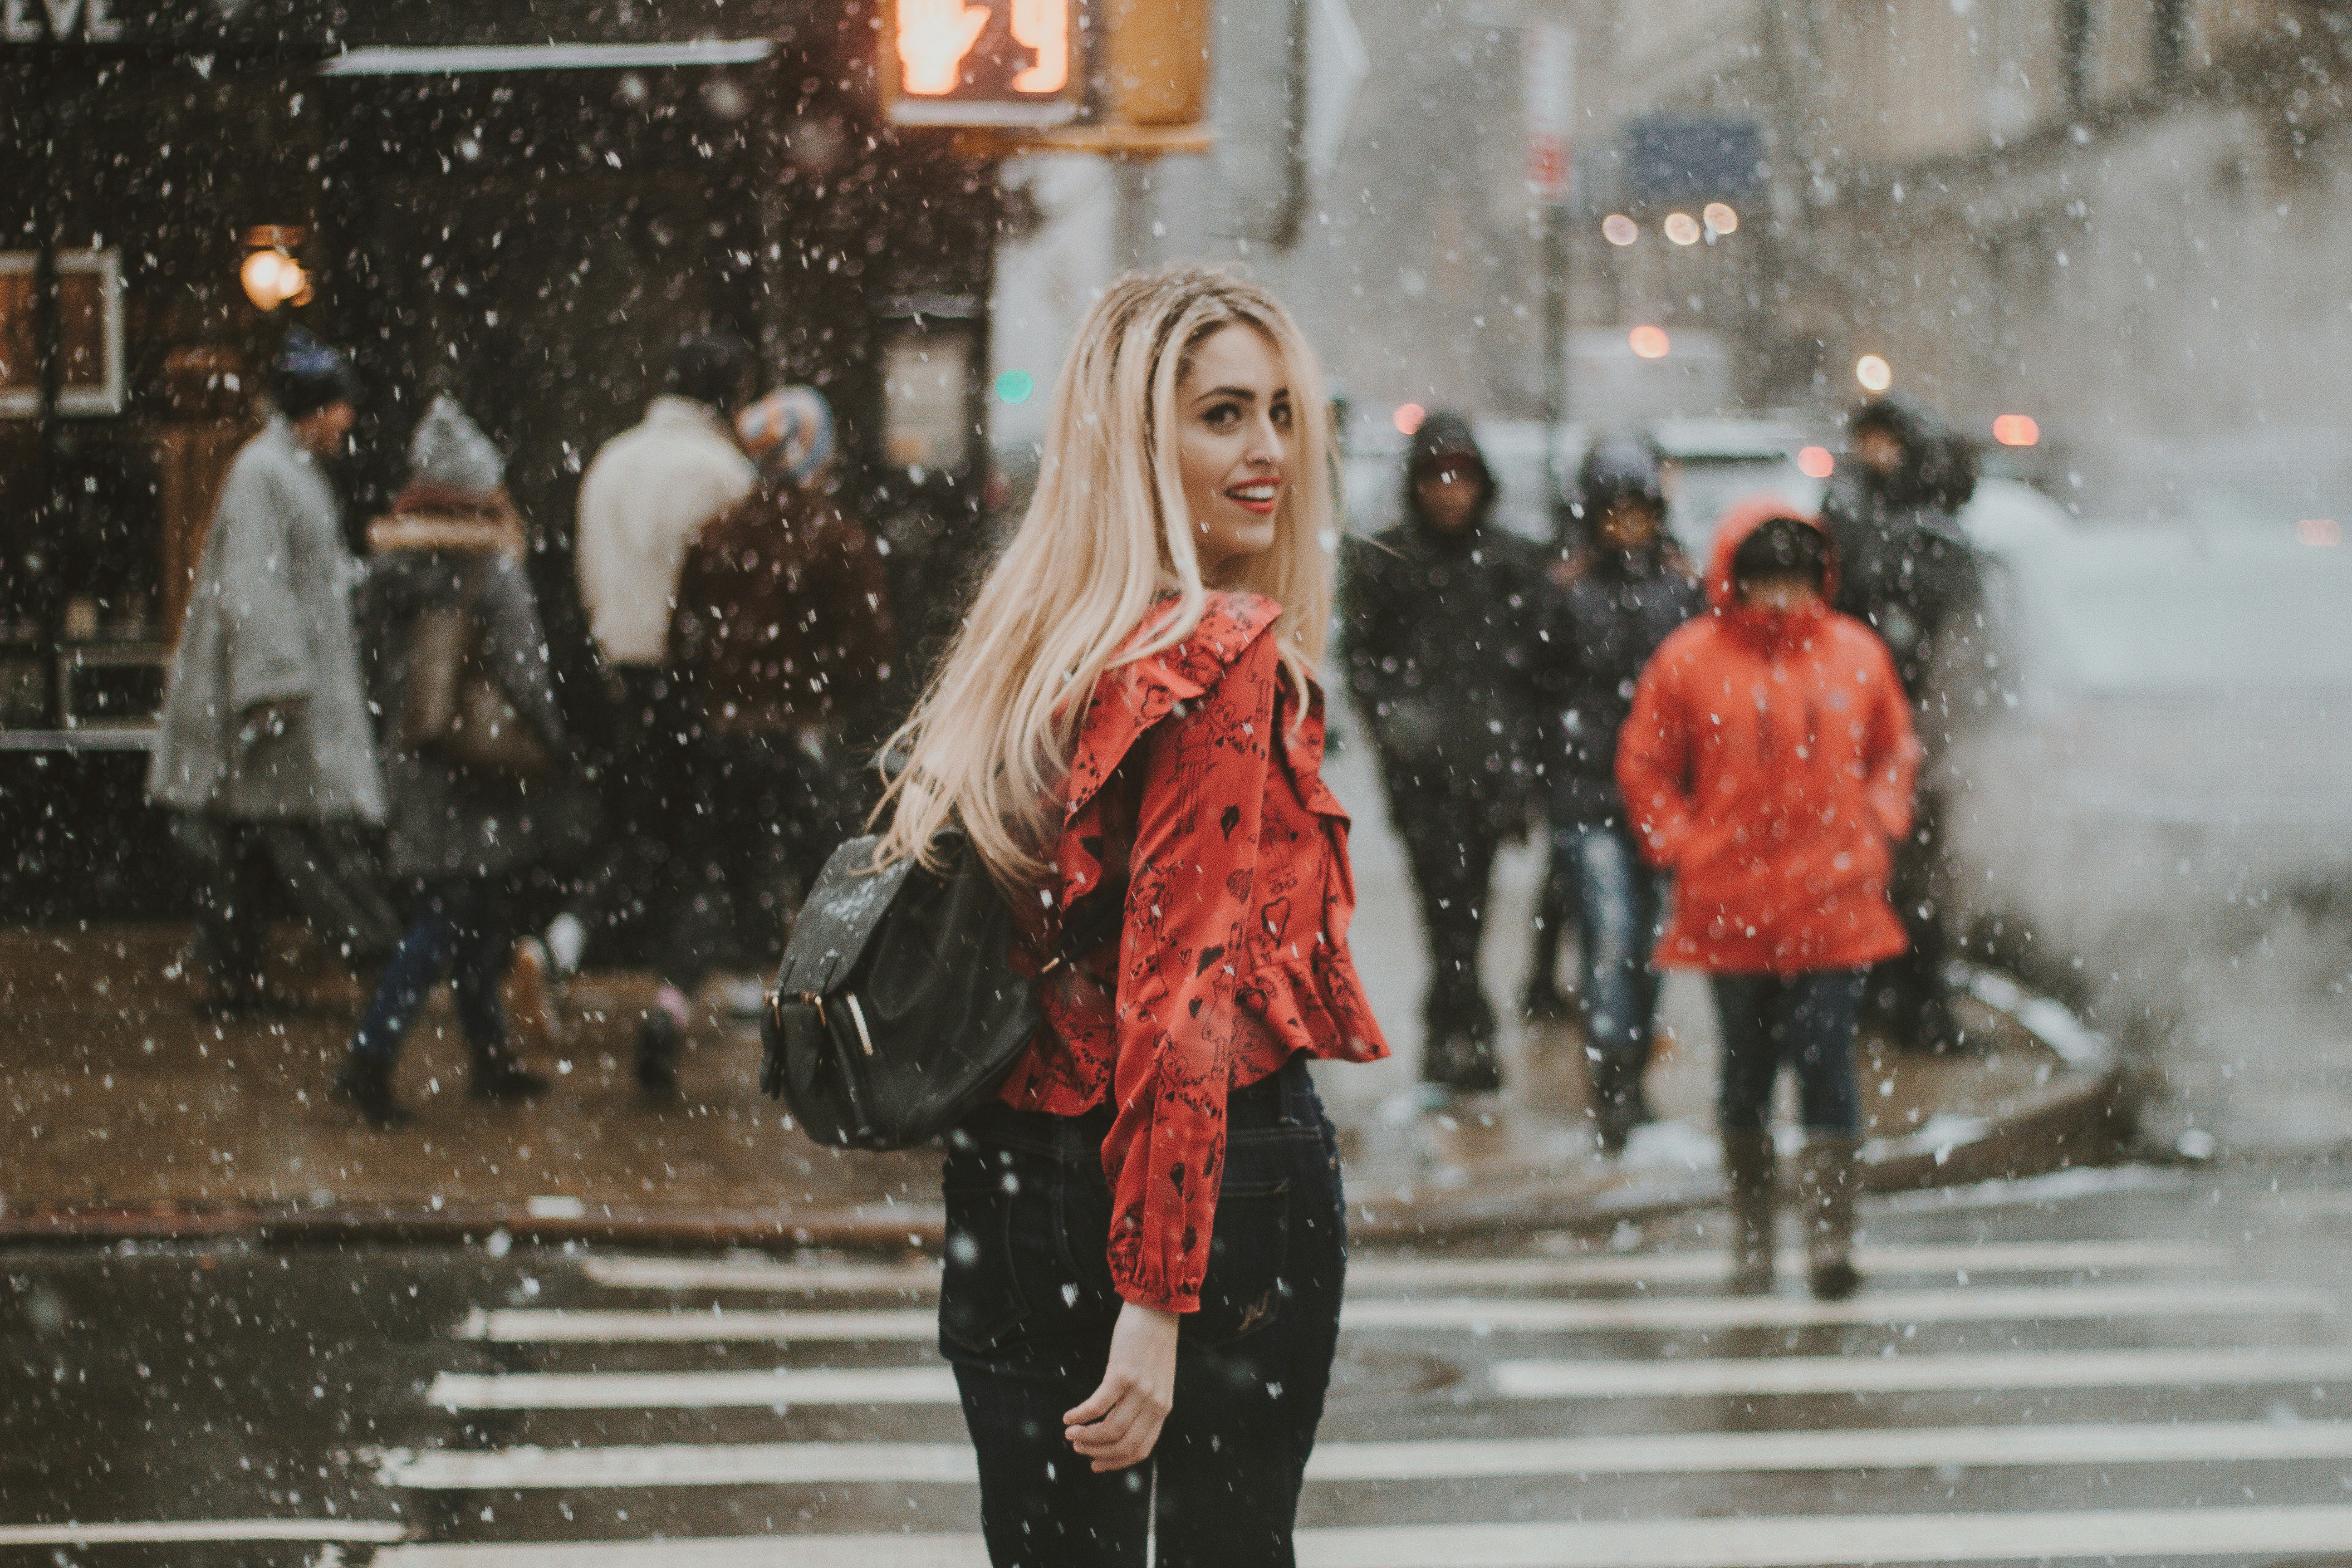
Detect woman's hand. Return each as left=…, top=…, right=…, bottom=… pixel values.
left=1063, top=1301, right=1180, bottom=1471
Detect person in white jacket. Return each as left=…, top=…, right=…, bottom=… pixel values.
left=555, top=334, right=758, bottom=1095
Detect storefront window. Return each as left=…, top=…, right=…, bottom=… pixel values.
left=0, top=248, right=125, bottom=416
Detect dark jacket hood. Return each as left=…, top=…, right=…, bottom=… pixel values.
left=1401, top=411, right=1495, bottom=539
left=1849, top=394, right=1978, bottom=512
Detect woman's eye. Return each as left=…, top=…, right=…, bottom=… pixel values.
left=1270, top=402, right=1294, bottom=431
left=1203, top=404, right=1241, bottom=430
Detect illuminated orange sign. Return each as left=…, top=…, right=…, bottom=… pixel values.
left=887, top=0, right=1083, bottom=126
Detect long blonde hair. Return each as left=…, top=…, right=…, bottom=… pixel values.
left=874, top=264, right=1337, bottom=886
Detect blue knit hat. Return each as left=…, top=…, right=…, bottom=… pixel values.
left=271, top=328, right=357, bottom=419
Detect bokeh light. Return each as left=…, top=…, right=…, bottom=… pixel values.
left=1602, top=214, right=1639, bottom=246
left=240, top=250, right=288, bottom=310
left=1797, top=446, right=1836, bottom=479
left=2297, top=518, right=2341, bottom=547
left=1393, top=402, right=1426, bottom=435
left=1855, top=354, right=1893, bottom=392
left=1992, top=413, right=2040, bottom=446
left=1662, top=212, right=1701, bottom=246
left=1628, top=325, right=1671, bottom=359
left=1703, top=202, right=1740, bottom=235
left=994, top=368, right=1035, bottom=405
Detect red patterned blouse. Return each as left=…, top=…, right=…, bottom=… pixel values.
left=996, top=591, right=1390, bottom=1313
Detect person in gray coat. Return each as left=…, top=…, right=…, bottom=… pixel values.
left=147, top=329, right=400, bottom=1015
left=336, top=396, right=568, bottom=1127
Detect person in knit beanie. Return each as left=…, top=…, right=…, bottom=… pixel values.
left=339, top=393, right=568, bottom=1127
left=147, top=327, right=397, bottom=1017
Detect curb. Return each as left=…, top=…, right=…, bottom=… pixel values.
left=0, top=967, right=2132, bottom=1253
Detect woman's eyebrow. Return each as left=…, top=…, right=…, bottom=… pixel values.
left=1191, top=385, right=1260, bottom=404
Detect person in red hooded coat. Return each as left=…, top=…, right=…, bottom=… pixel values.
left=1617, top=498, right=1920, bottom=1299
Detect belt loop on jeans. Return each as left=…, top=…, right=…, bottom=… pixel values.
left=1277, top=1052, right=1313, bottom=1128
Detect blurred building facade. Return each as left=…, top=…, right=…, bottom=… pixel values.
left=1569, top=0, right=2352, bottom=476
left=995, top=0, right=2352, bottom=490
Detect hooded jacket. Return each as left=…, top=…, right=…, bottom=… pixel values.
left=1534, top=537, right=1704, bottom=829
left=358, top=499, right=567, bottom=881
left=1341, top=413, right=1544, bottom=816
left=1818, top=394, right=1985, bottom=710
left=1616, top=499, right=1920, bottom=974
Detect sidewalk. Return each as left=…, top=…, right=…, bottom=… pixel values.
left=0, top=740, right=2132, bottom=1246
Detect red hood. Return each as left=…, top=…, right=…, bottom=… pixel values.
left=1705, top=495, right=1840, bottom=612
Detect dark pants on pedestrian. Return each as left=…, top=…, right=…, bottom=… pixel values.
left=1863, top=787, right=1960, bottom=1051
left=1538, top=825, right=1668, bottom=1119
left=564, top=666, right=703, bottom=981
left=349, top=877, right=511, bottom=1069
left=660, top=730, right=870, bottom=995
left=941, top=1056, right=1346, bottom=1568
left=1385, top=778, right=1504, bottom=1047
left=1711, top=969, right=1866, bottom=1138
left=180, top=815, right=401, bottom=999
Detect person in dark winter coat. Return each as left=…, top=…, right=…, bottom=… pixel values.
left=661, top=387, right=896, bottom=1010
left=1818, top=394, right=1987, bottom=1053
left=1525, top=434, right=1704, bottom=1151
left=1343, top=412, right=1544, bottom=1091
left=335, top=397, right=567, bottom=1128
left=147, top=328, right=401, bottom=1014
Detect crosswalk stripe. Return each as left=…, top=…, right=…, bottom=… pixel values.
left=457, top=1281, right=2328, bottom=1344
left=428, top=1366, right=960, bottom=1411
left=574, top=1241, right=2222, bottom=1299
left=362, top=1504, right=2352, bottom=1567
left=0, top=1520, right=409, bottom=1546
left=429, top=1341, right=2352, bottom=1412
left=582, top=1258, right=939, bottom=1295
left=377, top=1418, right=2352, bottom=1489
left=1348, top=1240, right=2225, bottom=1289
left=1336, top=1282, right=2332, bottom=1333
left=1494, top=1343, right=2352, bottom=1399
left=455, top=1307, right=937, bottom=1343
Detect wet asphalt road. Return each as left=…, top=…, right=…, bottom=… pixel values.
left=6, top=1166, right=2352, bottom=1567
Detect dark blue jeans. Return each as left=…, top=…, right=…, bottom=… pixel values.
left=1711, top=969, right=1866, bottom=1137
left=349, top=877, right=510, bottom=1067
left=940, top=1056, right=1346, bottom=1568
left=1554, top=826, right=1668, bottom=1067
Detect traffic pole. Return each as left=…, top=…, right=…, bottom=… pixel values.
left=1524, top=22, right=1576, bottom=514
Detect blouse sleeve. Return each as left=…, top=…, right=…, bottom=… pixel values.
left=1100, top=631, right=1281, bottom=1313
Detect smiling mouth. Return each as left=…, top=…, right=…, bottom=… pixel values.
left=1225, top=480, right=1281, bottom=515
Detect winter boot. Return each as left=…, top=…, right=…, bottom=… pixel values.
left=1721, top=1131, right=1778, bottom=1294
left=1519, top=975, right=1573, bottom=1024
left=636, top=1006, right=684, bottom=1100
left=334, top=1054, right=416, bottom=1130
left=1422, top=1031, right=1503, bottom=1093
left=470, top=1039, right=551, bottom=1103
left=1796, top=1136, right=1865, bottom=1301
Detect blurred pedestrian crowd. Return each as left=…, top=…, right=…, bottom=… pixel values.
left=1346, top=397, right=1983, bottom=1296
left=147, top=328, right=898, bottom=1128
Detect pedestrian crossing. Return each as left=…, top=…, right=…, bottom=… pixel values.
left=374, top=1216, right=2352, bottom=1566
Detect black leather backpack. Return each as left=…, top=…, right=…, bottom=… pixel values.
left=760, top=830, right=1125, bottom=1150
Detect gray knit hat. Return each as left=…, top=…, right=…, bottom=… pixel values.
left=407, top=394, right=505, bottom=497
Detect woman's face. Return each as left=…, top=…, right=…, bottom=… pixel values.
left=1175, top=323, right=1292, bottom=583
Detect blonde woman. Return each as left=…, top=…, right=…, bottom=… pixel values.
left=876, top=265, right=1388, bottom=1564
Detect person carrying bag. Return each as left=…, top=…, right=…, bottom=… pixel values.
left=765, top=266, right=1387, bottom=1567
left=336, top=396, right=568, bottom=1127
